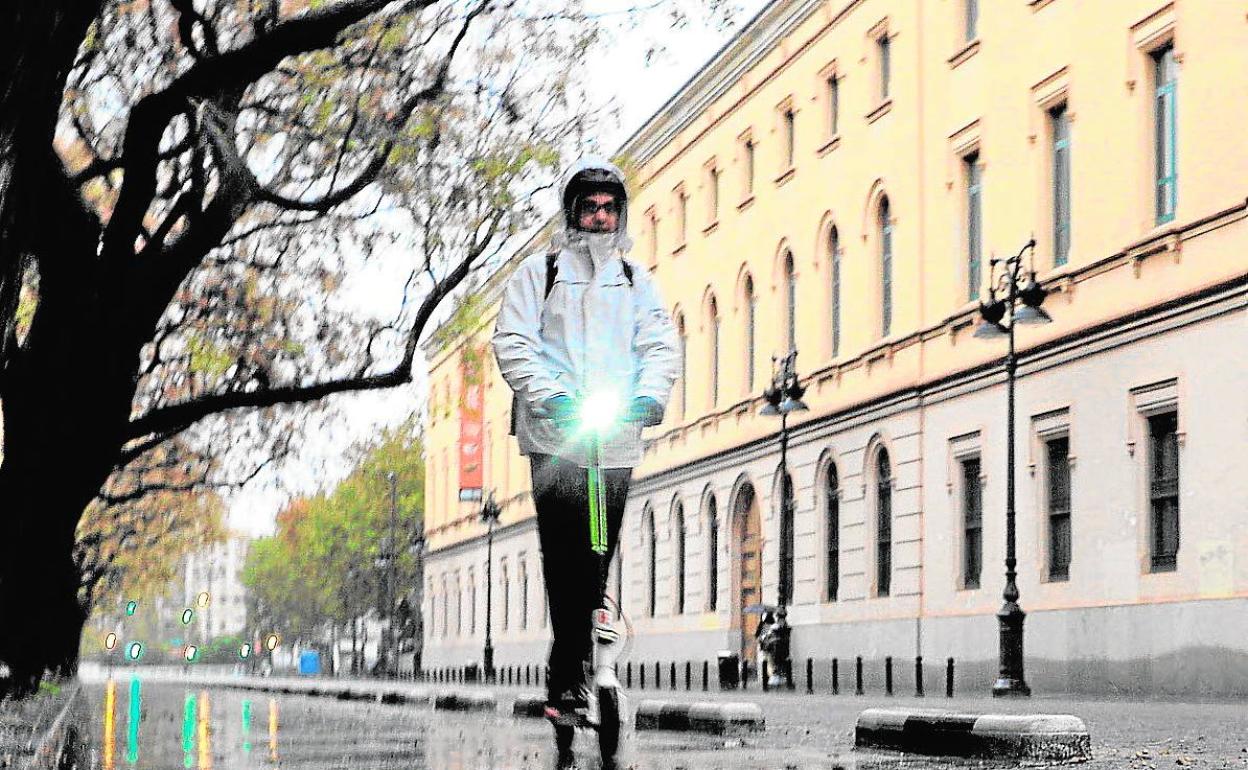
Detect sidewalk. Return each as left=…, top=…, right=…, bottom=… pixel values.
left=106, top=668, right=1248, bottom=768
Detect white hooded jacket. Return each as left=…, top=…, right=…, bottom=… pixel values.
left=491, top=157, right=680, bottom=468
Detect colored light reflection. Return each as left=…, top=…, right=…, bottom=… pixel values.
left=197, top=691, right=212, bottom=770
left=103, top=680, right=116, bottom=770
left=126, top=677, right=141, bottom=764
left=264, top=634, right=279, bottom=652
left=181, top=609, right=194, bottom=625
left=182, top=692, right=196, bottom=769
left=241, top=700, right=252, bottom=754
left=196, top=592, right=210, bottom=608
left=268, top=699, right=278, bottom=762
left=105, top=632, right=118, bottom=650
left=125, top=601, right=137, bottom=616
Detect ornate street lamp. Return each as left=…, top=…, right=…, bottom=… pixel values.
left=759, top=349, right=807, bottom=689
left=480, top=490, right=502, bottom=682
left=973, top=237, right=1051, bottom=697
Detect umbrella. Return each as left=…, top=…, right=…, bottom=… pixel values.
left=742, top=603, right=777, bottom=615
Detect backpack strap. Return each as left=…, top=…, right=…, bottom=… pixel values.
left=544, top=251, right=558, bottom=300
left=543, top=251, right=634, bottom=301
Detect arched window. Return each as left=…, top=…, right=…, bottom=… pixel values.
left=879, top=197, right=893, bottom=337
left=876, top=449, right=893, bottom=597
left=468, top=570, right=476, bottom=635
left=500, top=561, right=510, bottom=631
left=743, top=276, right=757, bottom=393
left=825, top=462, right=840, bottom=602
left=829, top=226, right=842, bottom=357
left=674, top=502, right=687, bottom=614
left=645, top=508, right=658, bottom=618
left=444, top=576, right=454, bottom=636
left=454, top=573, right=462, bottom=636
left=675, top=313, right=687, bottom=420
left=784, top=251, right=797, bottom=352
left=778, top=471, right=795, bottom=606
left=519, top=559, right=529, bottom=630
left=706, top=494, right=719, bottom=611
left=708, top=296, right=720, bottom=407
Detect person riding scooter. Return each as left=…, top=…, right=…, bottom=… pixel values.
left=492, top=157, right=680, bottom=757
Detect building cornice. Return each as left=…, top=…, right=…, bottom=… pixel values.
left=618, top=0, right=830, bottom=168
left=629, top=271, right=1248, bottom=495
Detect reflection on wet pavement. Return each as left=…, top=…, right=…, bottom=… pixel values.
left=83, top=679, right=964, bottom=770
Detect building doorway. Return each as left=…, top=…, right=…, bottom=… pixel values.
left=730, top=482, right=762, bottom=663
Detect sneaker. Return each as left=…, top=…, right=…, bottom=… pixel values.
left=545, top=685, right=590, bottom=725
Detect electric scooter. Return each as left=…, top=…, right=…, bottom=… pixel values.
left=548, top=393, right=628, bottom=769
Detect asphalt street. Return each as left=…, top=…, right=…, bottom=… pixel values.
left=78, top=676, right=1248, bottom=770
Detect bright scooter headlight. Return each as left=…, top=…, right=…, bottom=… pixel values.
left=578, top=390, right=622, bottom=435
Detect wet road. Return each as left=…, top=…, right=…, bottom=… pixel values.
left=82, top=678, right=880, bottom=770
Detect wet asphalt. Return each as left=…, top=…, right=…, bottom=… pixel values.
left=79, top=676, right=1248, bottom=770
left=80, top=678, right=875, bottom=770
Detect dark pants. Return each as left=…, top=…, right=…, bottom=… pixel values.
left=529, top=453, right=632, bottom=701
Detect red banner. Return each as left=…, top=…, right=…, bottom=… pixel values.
left=458, top=358, right=484, bottom=500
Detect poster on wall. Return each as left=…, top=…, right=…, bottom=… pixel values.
left=458, top=351, right=484, bottom=502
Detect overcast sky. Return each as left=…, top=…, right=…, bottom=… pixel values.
left=225, top=0, right=770, bottom=537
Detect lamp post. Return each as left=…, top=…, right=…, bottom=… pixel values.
left=480, top=490, right=501, bottom=682
left=973, top=237, right=1051, bottom=697
left=760, top=349, right=808, bottom=688
left=387, top=472, right=399, bottom=678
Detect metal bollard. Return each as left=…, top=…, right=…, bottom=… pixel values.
left=685, top=661, right=692, bottom=690
left=885, top=656, right=894, bottom=696
left=702, top=660, right=709, bottom=691
left=855, top=656, right=864, bottom=695
left=946, top=657, right=955, bottom=698
left=832, top=658, right=839, bottom=695
left=639, top=662, right=646, bottom=690
left=741, top=658, right=749, bottom=690
left=654, top=662, right=660, bottom=690
left=761, top=660, right=770, bottom=692
left=915, top=656, right=924, bottom=697
left=626, top=661, right=633, bottom=688
left=670, top=662, right=677, bottom=691
left=806, top=658, right=814, bottom=694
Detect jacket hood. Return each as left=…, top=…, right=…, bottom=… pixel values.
left=554, top=155, right=633, bottom=252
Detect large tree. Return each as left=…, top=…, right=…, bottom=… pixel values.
left=0, top=0, right=603, bottom=695
left=0, top=0, right=742, bottom=694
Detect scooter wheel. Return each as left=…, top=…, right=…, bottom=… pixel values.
left=596, top=686, right=621, bottom=765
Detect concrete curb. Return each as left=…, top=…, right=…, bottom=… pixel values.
left=855, top=708, right=1091, bottom=762
left=512, top=696, right=548, bottom=719
left=211, top=679, right=433, bottom=707
left=433, top=692, right=497, bottom=713
left=635, top=699, right=765, bottom=735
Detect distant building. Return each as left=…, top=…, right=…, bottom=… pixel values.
left=182, top=535, right=252, bottom=639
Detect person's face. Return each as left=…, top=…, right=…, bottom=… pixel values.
left=576, top=192, right=620, bottom=233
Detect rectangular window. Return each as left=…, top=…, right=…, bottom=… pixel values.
left=744, top=138, right=756, bottom=196
left=830, top=236, right=841, bottom=357
left=828, top=75, right=840, bottom=136
left=783, top=108, right=795, bottom=168
left=708, top=166, right=720, bottom=223
left=1148, top=412, right=1180, bottom=571
left=648, top=209, right=658, bottom=263
left=965, top=0, right=978, bottom=42
left=878, top=34, right=891, bottom=101
left=961, top=457, right=982, bottom=589
left=1046, top=436, right=1072, bottom=581
left=966, top=153, right=982, bottom=301
left=1050, top=104, right=1071, bottom=266
left=677, top=189, right=687, bottom=244
left=1153, top=45, right=1177, bottom=224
